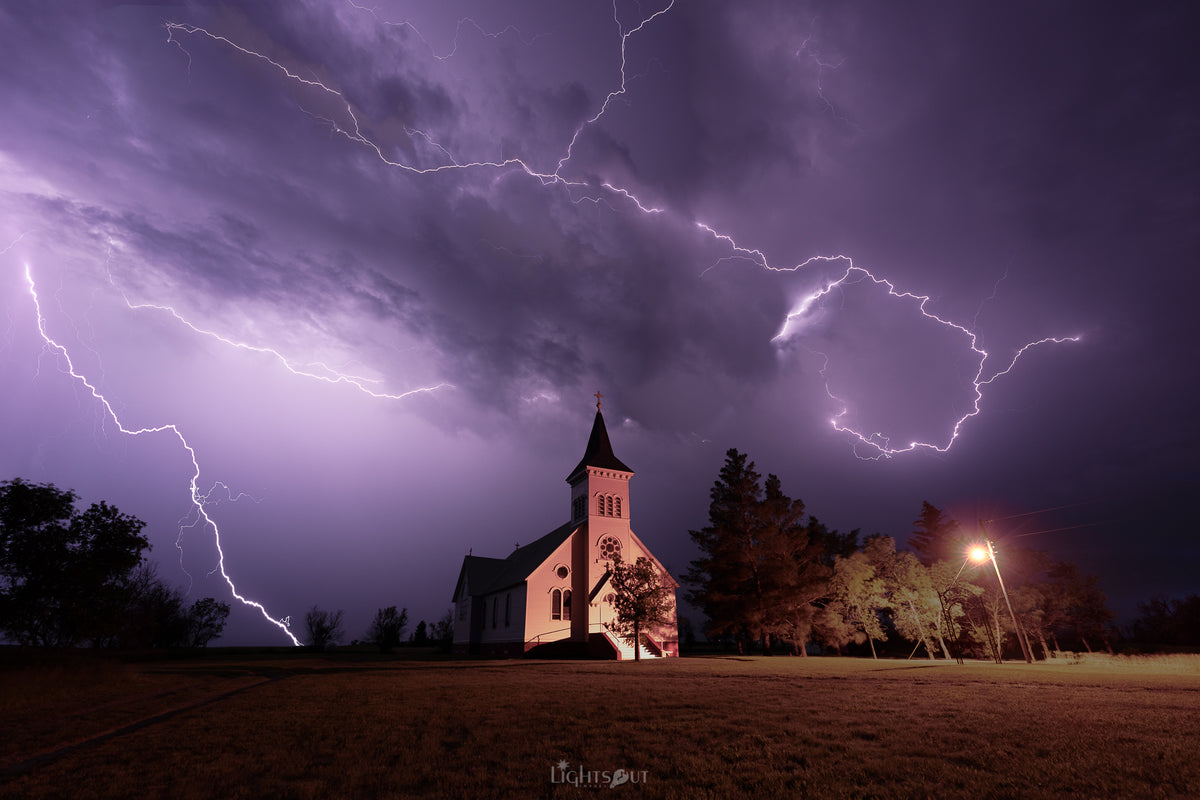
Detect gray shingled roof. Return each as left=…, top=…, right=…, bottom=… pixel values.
left=452, top=520, right=577, bottom=600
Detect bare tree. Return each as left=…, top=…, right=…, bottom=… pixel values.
left=304, top=605, right=345, bottom=650
left=366, top=606, right=408, bottom=653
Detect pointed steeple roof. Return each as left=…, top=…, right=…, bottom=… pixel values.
left=566, top=408, right=633, bottom=483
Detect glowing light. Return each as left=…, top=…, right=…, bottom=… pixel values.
left=969, top=546, right=988, bottom=563
left=22, top=263, right=302, bottom=646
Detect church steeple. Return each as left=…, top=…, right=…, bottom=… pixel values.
left=567, top=393, right=634, bottom=524
left=566, top=403, right=633, bottom=484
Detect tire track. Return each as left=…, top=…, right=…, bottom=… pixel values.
left=1, top=673, right=286, bottom=779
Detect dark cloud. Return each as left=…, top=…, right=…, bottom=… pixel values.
left=2, top=0, right=1196, bottom=642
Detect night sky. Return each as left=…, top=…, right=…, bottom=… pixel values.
left=2, top=2, right=1196, bottom=645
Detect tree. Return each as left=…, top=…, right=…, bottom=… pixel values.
left=187, top=597, right=231, bottom=647
left=685, top=449, right=833, bottom=655
left=365, top=605, right=407, bottom=653
left=826, top=551, right=888, bottom=658
left=431, top=609, right=455, bottom=652
left=685, top=449, right=767, bottom=650
left=882, top=547, right=952, bottom=660
left=1044, top=561, right=1114, bottom=653
left=909, top=502, right=963, bottom=566
left=1, top=478, right=150, bottom=647
left=605, top=555, right=674, bottom=661
left=1133, top=595, right=1200, bottom=647
left=410, top=619, right=429, bottom=645
left=761, top=478, right=831, bottom=656
left=305, top=605, right=345, bottom=650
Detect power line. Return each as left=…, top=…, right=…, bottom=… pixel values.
left=985, top=500, right=1097, bottom=524
left=1009, top=522, right=1103, bottom=539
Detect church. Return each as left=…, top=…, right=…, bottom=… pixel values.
left=451, top=396, right=679, bottom=658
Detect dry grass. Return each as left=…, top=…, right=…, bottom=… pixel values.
left=2, top=651, right=1199, bottom=799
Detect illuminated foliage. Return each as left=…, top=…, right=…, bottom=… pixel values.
left=605, top=556, right=674, bottom=661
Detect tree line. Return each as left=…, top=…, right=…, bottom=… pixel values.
left=2, top=477, right=455, bottom=652
left=303, top=603, right=455, bottom=653
left=686, top=450, right=1122, bottom=660
left=0, top=478, right=229, bottom=648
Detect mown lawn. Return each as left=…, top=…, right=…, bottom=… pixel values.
left=2, top=651, right=1198, bottom=799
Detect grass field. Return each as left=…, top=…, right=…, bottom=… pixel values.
left=2, top=650, right=1198, bottom=799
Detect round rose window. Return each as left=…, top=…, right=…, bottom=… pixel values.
left=598, top=535, right=621, bottom=561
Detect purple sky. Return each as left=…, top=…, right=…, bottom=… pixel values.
left=2, top=2, right=1197, bottom=645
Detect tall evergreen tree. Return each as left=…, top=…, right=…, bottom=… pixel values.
left=909, top=501, right=964, bottom=566
left=685, top=449, right=833, bottom=655
left=685, top=449, right=767, bottom=651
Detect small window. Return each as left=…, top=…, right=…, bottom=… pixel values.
left=491, top=597, right=497, bottom=628
left=505, top=593, right=511, bottom=627
left=551, top=588, right=562, bottom=620
left=597, top=495, right=605, bottom=515
left=556, top=565, right=570, bottom=580
left=615, top=497, right=622, bottom=518
left=562, top=589, right=572, bottom=621
left=606, top=496, right=614, bottom=516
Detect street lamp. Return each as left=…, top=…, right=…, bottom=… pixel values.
left=969, top=539, right=1033, bottom=663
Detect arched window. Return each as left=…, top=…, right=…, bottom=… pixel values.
left=551, top=589, right=562, bottom=621
left=598, top=535, right=621, bottom=562
left=606, top=496, right=614, bottom=516
left=562, top=589, right=572, bottom=621
left=615, top=497, right=622, bottom=518
left=504, top=593, right=512, bottom=627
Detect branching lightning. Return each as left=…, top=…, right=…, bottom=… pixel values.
left=121, top=296, right=450, bottom=401
left=7, top=2, right=1083, bottom=643
left=20, top=264, right=302, bottom=645
left=754, top=256, right=1080, bottom=459
left=164, top=0, right=1080, bottom=464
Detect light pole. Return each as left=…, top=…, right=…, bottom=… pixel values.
left=970, top=539, right=1033, bottom=663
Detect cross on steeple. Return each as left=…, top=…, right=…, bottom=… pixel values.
left=594, top=390, right=603, bottom=410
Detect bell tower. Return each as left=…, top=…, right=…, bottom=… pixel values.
left=566, top=392, right=634, bottom=530
left=565, top=393, right=635, bottom=642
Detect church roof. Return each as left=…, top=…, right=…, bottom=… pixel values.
left=452, top=520, right=577, bottom=600
left=565, top=409, right=633, bottom=483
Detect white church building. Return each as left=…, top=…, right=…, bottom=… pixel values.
left=451, top=398, right=679, bottom=659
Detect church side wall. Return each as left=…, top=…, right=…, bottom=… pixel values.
left=452, top=595, right=473, bottom=648
left=525, top=536, right=577, bottom=646
left=472, top=584, right=527, bottom=653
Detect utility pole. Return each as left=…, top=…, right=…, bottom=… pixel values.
left=980, top=533, right=1033, bottom=664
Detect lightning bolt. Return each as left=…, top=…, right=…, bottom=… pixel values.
left=162, top=2, right=1080, bottom=462
left=121, top=297, right=450, bottom=401
left=21, top=262, right=302, bottom=645
left=761, top=258, right=1080, bottom=459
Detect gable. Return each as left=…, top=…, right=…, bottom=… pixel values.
left=451, top=555, right=508, bottom=603
left=457, top=521, right=578, bottom=598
